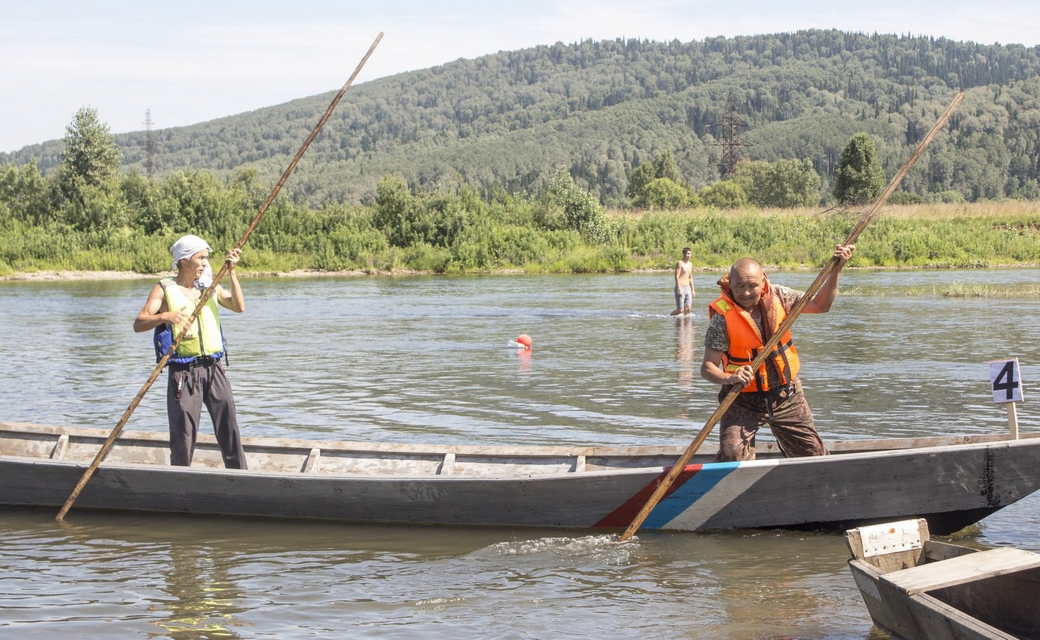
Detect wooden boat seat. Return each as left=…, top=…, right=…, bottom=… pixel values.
left=881, top=547, right=1040, bottom=595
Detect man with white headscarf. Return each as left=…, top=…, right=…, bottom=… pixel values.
left=133, top=235, right=248, bottom=469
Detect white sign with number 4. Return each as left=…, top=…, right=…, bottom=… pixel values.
left=989, top=358, right=1024, bottom=404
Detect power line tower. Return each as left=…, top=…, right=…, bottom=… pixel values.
left=143, top=108, right=156, bottom=177
left=709, top=101, right=751, bottom=178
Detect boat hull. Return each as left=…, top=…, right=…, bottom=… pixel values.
left=2, top=425, right=1038, bottom=533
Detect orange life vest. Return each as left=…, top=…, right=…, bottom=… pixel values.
left=708, top=292, right=800, bottom=393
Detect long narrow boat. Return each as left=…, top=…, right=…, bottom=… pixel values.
left=846, top=519, right=1040, bottom=639
left=2, top=422, right=1039, bottom=533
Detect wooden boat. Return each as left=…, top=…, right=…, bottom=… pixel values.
left=2, top=421, right=1039, bottom=533
left=845, top=519, right=1040, bottom=639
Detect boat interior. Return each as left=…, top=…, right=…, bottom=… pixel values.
left=847, top=518, right=1040, bottom=638
left=1, top=421, right=1036, bottom=478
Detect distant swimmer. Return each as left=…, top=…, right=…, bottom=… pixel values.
left=671, top=247, right=696, bottom=316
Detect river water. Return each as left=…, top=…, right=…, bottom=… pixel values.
left=1, top=269, right=1038, bottom=639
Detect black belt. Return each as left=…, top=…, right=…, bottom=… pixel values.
left=743, top=382, right=796, bottom=398
left=169, top=354, right=221, bottom=369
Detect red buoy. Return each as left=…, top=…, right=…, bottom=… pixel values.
left=515, top=334, right=532, bottom=351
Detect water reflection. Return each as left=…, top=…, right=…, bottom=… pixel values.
left=159, top=543, right=243, bottom=640
left=516, top=348, right=532, bottom=373
left=675, top=315, right=697, bottom=391
left=2, top=271, right=1039, bottom=638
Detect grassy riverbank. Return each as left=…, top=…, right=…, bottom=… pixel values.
left=1, top=199, right=1038, bottom=278
left=844, top=283, right=1040, bottom=298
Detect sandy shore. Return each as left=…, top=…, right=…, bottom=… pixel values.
left=1, top=263, right=1021, bottom=282
left=0, top=270, right=164, bottom=282
left=0, top=268, right=450, bottom=282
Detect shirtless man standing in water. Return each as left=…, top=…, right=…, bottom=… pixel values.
left=671, top=247, right=695, bottom=316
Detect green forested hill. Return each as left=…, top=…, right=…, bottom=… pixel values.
left=5, top=30, right=1040, bottom=205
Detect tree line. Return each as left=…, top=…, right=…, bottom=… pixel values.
left=3, top=30, right=1040, bottom=206
left=2, top=107, right=1037, bottom=278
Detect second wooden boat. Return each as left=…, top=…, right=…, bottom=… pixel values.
left=846, top=518, right=1040, bottom=639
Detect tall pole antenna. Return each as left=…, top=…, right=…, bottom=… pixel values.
left=710, top=97, right=751, bottom=178
left=144, top=108, right=156, bottom=177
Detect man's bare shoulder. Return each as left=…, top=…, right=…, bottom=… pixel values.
left=704, top=313, right=729, bottom=352
left=772, top=284, right=803, bottom=311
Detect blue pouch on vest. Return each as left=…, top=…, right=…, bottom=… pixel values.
left=153, top=324, right=226, bottom=365
left=153, top=324, right=173, bottom=363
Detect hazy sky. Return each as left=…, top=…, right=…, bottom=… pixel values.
left=3, top=0, right=1038, bottom=152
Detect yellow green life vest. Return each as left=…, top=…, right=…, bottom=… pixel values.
left=160, top=278, right=223, bottom=358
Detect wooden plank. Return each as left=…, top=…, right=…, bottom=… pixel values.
left=437, top=452, right=455, bottom=475
left=301, top=448, right=320, bottom=474
left=50, top=434, right=69, bottom=460
left=827, top=432, right=1040, bottom=453
left=908, top=593, right=1020, bottom=640
left=1007, top=403, right=1019, bottom=440
left=882, top=547, right=1040, bottom=595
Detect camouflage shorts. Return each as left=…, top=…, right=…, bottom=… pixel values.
left=716, top=378, right=826, bottom=462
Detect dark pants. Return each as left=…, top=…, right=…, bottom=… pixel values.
left=166, top=360, right=248, bottom=469
left=716, top=378, right=826, bottom=462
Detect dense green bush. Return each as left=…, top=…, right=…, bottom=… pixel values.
left=928, top=190, right=966, bottom=204
left=542, top=169, right=608, bottom=241
left=698, top=180, right=748, bottom=208
left=372, top=176, right=476, bottom=248
left=888, top=191, right=925, bottom=205
left=642, top=177, right=692, bottom=209
left=626, top=151, right=691, bottom=208
left=0, top=163, right=50, bottom=225
left=1, top=153, right=1038, bottom=275
left=733, top=159, right=821, bottom=207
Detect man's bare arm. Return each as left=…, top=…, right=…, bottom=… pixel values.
left=802, top=244, right=855, bottom=314
left=217, top=249, right=246, bottom=313
left=701, top=346, right=753, bottom=387
left=134, top=284, right=180, bottom=332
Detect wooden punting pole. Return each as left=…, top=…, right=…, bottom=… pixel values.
left=619, top=91, right=965, bottom=541
left=56, top=33, right=384, bottom=522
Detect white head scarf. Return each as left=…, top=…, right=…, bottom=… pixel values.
left=169, top=235, right=213, bottom=290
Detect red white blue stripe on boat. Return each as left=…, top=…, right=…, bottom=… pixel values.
left=595, top=460, right=776, bottom=531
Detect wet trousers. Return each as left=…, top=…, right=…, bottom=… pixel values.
left=716, top=379, right=826, bottom=461
left=166, top=360, right=248, bottom=469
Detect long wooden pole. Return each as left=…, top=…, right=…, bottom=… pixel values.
left=619, top=91, right=964, bottom=541
left=56, top=33, right=384, bottom=522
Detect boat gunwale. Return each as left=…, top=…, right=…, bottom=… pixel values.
left=2, top=425, right=1039, bottom=482
left=0, top=452, right=664, bottom=480
left=3, top=421, right=1037, bottom=460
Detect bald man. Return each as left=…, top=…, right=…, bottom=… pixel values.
left=700, top=244, right=854, bottom=461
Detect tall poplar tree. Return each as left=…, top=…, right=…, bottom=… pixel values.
left=58, top=107, right=121, bottom=189
left=834, top=133, right=885, bottom=204
left=55, top=107, right=126, bottom=229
